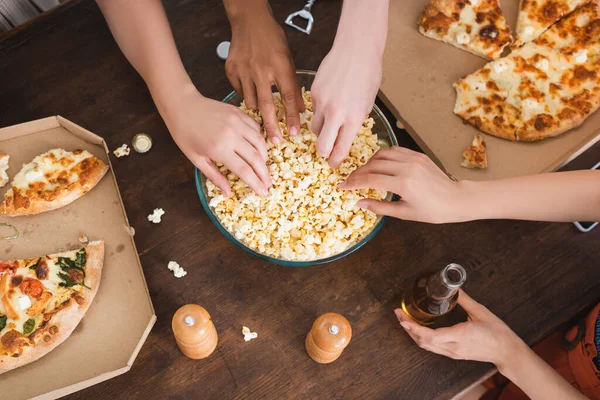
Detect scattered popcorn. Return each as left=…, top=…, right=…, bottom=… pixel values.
left=242, top=326, right=258, bottom=342
left=79, top=233, right=89, bottom=244
left=167, top=261, right=187, bottom=278
left=148, top=208, right=165, bottom=224
left=206, top=90, right=386, bottom=261
left=113, top=144, right=130, bottom=158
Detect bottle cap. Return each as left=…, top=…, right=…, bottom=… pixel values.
left=132, top=133, right=153, bottom=154
left=217, top=41, right=230, bottom=61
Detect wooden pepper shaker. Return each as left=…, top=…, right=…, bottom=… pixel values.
left=172, top=304, right=218, bottom=359
left=305, top=312, right=352, bottom=364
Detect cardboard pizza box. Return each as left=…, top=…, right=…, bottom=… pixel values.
left=0, top=116, right=156, bottom=400
left=380, top=0, right=600, bottom=181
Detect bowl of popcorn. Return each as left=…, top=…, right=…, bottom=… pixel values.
left=195, top=70, right=398, bottom=266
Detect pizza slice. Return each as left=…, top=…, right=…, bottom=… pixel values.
left=454, top=1, right=600, bottom=141
left=0, top=241, right=104, bottom=374
left=0, top=149, right=108, bottom=217
left=513, top=0, right=591, bottom=48
left=418, top=0, right=513, bottom=60
left=461, top=135, right=488, bottom=169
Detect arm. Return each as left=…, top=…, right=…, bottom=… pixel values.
left=223, top=0, right=303, bottom=144
left=341, top=147, right=600, bottom=223
left=312, top=0, right=389, bottom=167
left=396, top=291, right=587, bottom=400
left=96, top=0, right=271, bottom=196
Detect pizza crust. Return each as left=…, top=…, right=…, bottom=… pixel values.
left=0, top=241, right=104, bottom=374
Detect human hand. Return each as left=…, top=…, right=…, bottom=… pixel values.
left=158, top=85, right=271, bottom=197
left=225, top=1, right=303, bottom=144
left=395, top=290, right=525, bottom=371
left=311, top=43, right=382, bottom=168
left=339, top=147, right=470, bottom=224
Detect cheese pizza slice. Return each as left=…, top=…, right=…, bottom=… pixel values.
left=419, top=0, right=513, bottom=60
left=454, top=1, right=600, bottom=141
left=0, top=241, right=104, bottom=374
left=514, top=0, right=591, bottom=48
left=0, top=149, right=108, bottom=217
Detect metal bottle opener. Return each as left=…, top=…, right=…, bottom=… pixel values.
left=285, top=0, right=316, bottom=35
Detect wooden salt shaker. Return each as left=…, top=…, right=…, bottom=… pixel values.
left=172, top=304, right=218, bottom=359
left=305, top=313, right=352, bottom=364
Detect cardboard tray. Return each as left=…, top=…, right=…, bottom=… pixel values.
left=380, top=0, right=600, bottom=181
left=0, top=117, right=156, bottom=400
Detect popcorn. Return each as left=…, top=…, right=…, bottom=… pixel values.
left=206, top=89, right=386, bottom=261
left=148, top=208, right=165, bottom=224
left=242, top=326, right=258, bottom=342
left=113, top=144, right=130, bottom=158
left=167, top=261, right=187, bottom=278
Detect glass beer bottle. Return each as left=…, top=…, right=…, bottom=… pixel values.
left=401, top=263, right=467, bottom=325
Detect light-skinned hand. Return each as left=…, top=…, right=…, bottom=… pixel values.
left=311, top=44, right=382, bottom=168
left=339, top=147, right=466, bottom=223
left=159, top=85, right=271, bottom=197
left=394, top=289, right=524, bottom=371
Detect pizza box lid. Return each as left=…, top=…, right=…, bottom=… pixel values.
left=0, top=116, right=157, bottom=400
left=380, top=0, right=600, bottom=181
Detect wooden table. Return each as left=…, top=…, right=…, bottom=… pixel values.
left=1, top=1, right=599, bottom=399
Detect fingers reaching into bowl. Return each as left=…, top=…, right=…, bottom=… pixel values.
left=339, top=147, right=467, bottom=224
left=224, top=1, right=304, bottom=145
left=164, top=91, right=271, bottom=197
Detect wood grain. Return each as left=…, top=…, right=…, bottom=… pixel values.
left=1, top=1, right=599, bottom=399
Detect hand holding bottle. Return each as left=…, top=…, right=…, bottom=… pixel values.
left=395, top=290, right=523, bottom=369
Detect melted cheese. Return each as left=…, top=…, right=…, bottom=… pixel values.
left=11, top=149, right=93, bottom=190
left=0, top=248, right=86, bottom=338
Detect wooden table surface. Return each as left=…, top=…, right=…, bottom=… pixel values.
left=1, top=1, right=599, bottom=399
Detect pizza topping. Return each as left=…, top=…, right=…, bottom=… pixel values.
left=456, top=31, right=471, bottom=44
left=535, top=58, right=550, bottom=71
left=35, top=260, right=49, bottom=280
left=0, top=262, right=17, bottom=274
left=22, top=318, right=35, bottom=335
left=10, top=275, right=22, bottom=288
left=0, top=315, right=6, bottom=331
left=57, top=249, right=89, bottom=289
left=26, top=292, right=53, bottom=316
left=19, top=279, right=44, bottom=299
left=573, top=49, right=588, bottom=64
left=17, top=296, right=32, bottom=311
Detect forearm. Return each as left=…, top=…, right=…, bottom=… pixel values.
left=334, top=0, right=389, bottom=56
left=96, top=0, right=193, bottom=109
left=499, top=339, right=587, bottom=400
left=223, top=0, right=272, bottom=27
left=460, top=170, right=600, bottom=222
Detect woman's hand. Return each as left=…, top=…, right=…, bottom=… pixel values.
left=157, top=84, right=271, bottom=197
left=340, top=147, right=469, bottom=223
left=311, top=0, right=388, bottom=168
left=224, top=0, right=303, bottom=145
left=395, top=290, right=524, bottom=371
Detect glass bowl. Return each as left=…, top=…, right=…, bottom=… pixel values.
left=195, top=70, right=398, bottom=267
